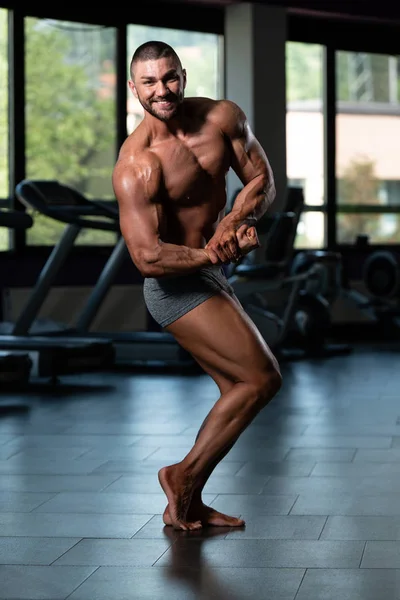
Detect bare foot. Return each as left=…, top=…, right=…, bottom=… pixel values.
left=163, top=501, right=245, bottom=528
left=158, top=465, right=202, bottom=531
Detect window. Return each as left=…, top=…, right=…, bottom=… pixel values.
left=0, top=9, right=9, bottom=250
left=24, top=18, right=117, bottom=246
left=126, top=25, right=223, bottom=135
left=336, top=51, right=400, bottom=244
left=286, top=42, right=325, bottom=249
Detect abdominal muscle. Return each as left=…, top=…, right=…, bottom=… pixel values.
left=160, top=191, right=227, bottom=250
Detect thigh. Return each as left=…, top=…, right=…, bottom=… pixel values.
left=165, top=291, right=280, bottom=384
left=195, top=355, right=235, bottom=396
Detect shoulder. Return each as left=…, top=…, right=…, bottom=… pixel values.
left=212, top=99, right=246, bottom=119
left=184, top=97, right=247, bottom=137
left=183, top=96, right=215, bottom=111
left=185, top=97, right=243, bottom=118
left=113, top=133, right=161, bottom=181
left=207, top=99, right=247, bottom=137
left=112, top=138, right=161, bottom=201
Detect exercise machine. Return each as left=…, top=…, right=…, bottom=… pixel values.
left=288, top=249, right=352, bottom=356
left=0, top=350, right=32, bottom=388
left=0, top=201, right=115, bottom=383
left=228, top=188, right=314, bottom=352
left=345, top=248, right=400, bottom=339
left=13, top=179, right=195, bottom=369
left=0, top=209, right=33, bottom=394
left=0, top=210, right=32, bottom=412
left=228, top=187, right=352, bottom=357
left=0, top=349, right=32, bottom=418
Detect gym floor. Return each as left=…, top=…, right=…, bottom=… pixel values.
left=1, top=342, right=400, bottom=599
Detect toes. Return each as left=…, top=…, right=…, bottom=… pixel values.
left=187, top=520, right=202, bottom=531
left=172, top=520, right=202, bottom=531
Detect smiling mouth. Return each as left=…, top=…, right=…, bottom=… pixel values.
left=154, top=99, right=175, bottom=108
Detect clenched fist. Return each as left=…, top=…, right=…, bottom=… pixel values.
left=204, top=222, right=240, bottom=264
left=203, top=222, right=260, bottom=265
left=235, top=223, right=260, bottom=257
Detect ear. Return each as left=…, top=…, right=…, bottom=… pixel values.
left=128, top=79, right=138, bottom=99
left=182, top=68, right=187, bottom=90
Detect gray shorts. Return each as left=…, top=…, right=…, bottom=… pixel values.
left=143, top=265, right=236, bottom=328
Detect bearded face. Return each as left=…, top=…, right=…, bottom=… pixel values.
left=130, top=57, right=186, bottom=122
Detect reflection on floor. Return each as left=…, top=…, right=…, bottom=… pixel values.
left=1, top=343, right=400, bottom=599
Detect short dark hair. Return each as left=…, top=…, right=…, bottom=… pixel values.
left=130, top=41, right=182, bottom=80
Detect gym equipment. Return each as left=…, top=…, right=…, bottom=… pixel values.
left=290, top=249, right=343, bottom=303
left=286, top=289, right=332, bottom=356
left=228, top=188, right=319, bottom=352
left=0, top=350, right=32, bottom=389
left=13, top=179, right=195, bottom=369
left=0, top=210, right=32, bottom=411
left=363, top=250, right=400, bottom=299
left=229, top=187, right=351, bottom=357
left=347, top=249, right=400, bottom=336
left=0, top=202, right=115, bottom=382
left=288, top=249, right=352, bottom=356
left=0, top=350, right=32, bottom=417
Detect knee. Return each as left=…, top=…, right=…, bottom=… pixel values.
left=262, top=365, right=283, bottom=400
left=250, top=364, right=282, bottom=408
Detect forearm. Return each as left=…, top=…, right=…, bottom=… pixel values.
left=228, top=174, right=276, bottom=227
left=130, top=240, right=214, bottom=278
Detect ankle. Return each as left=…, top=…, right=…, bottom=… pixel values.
left=176, top=459, right=201, bottom=485
left=167, top=461, right=193, bottom=480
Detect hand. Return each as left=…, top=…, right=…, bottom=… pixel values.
left=236, top=224, right=260, bottom=257
left=204, top=220, right=240, bottom=264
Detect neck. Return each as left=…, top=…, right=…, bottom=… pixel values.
left=143, top=105, right=186, bottom=140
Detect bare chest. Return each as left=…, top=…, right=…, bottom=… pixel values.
left=154, top=130, right=229, bottom=205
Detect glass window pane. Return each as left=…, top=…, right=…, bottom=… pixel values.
left=127, top=26, right=223, bottom=134
left=0, top=228, right=7, bottom=252
left=0, top=9, right=9, bottom=251
left=294, top=211, right=325, bottom=249
left=286, top=42, right=325, bottom=212
left=337, top=51, right=395, bottom=103
left=286, top=42, right=325, bottom=250
left=336, top=51, right=400, bottom=243
left=337, top=213, right=400, bottom=244
left=25, top=18, right=117, bottom=245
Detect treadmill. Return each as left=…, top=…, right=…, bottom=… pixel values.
left=0, top=209, right=33, bottom=393
left=0, top=202, right=115, bottom=382
left=14, top=179, right=195, bottom=369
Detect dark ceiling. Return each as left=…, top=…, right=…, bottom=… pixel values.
left=4, top=0, right=400, bottom=32
left=157, top=0, right=400, bottom=25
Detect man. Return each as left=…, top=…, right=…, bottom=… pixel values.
left=113, top=41, right=282, bottom=531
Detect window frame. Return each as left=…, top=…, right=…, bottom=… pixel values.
left=6, top=6, right=398, bottom=253
left=288, top=12, right=400, bottom=251
left=3, top=4, right=224, bottom=254
left=286, top=41, right=328, bottom=251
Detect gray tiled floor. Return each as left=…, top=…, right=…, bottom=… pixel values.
left=1, top=343, right=400, bottom=598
